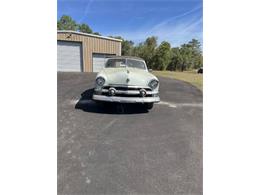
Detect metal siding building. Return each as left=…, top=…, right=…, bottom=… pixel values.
left=57, top=30, right=122, bottom=72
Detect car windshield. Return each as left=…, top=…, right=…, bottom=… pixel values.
left=105, top=59, right=126, bottom=68
left=105, top=58, right=146, bottom=70
left=127, top=59, right=146, bottom=69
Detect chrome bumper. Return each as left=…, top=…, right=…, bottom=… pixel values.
left=94, top=88, right=158, bottom=95
left=92, top=95, right=160, bottom=103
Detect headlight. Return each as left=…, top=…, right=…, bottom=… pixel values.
left=96, top=77, right=105, bottom=86
left=148, top=79, right=159, bottom=90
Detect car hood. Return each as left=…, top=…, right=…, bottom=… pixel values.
left=97, top=67, right=158, bottom=87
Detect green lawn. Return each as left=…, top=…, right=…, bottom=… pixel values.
left=153, top=70, right=203, bottom=91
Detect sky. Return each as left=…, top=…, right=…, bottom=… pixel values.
left=57, top=0, right=203, bottom=47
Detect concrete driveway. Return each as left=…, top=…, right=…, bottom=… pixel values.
left=58, top=72, right=203, bottom=195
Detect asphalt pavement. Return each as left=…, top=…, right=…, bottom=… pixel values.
left=58, top=72, right=203, bottom=195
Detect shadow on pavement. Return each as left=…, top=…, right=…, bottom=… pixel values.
left=75, top=88, right=149, bottom=114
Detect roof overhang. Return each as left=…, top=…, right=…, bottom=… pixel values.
left=57, top=30, right=122, bottom=42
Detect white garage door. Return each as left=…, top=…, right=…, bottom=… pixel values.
left=57, top=41, right=83, bottom=72
left=92, top=53, right=115, bottom=72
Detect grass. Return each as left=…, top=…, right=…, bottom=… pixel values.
left=153, top=70, right=203, bottom=91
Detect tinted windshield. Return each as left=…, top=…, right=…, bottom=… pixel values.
left=106, top=59, right=126, bottom=68
left=105, top=58, right=146, bottom=70
left=127, top=59, right=146, bottom=69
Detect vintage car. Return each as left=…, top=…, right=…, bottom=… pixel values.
left=92, top=56, right=160, bottom=109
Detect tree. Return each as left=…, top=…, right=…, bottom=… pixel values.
left=78, top=23, right=93, bottom=33
left=168, top=39, right=203, bottom=71
left=93, top=32, right=101, bottom=35
left=188, top=39, right=201, bottom=53
left=121, top=39, right=134, bottom=56
left=188, top=39, right=203, bottom=69
left=167, top=47, right=183, bottom=71
left=179, top=44, right=192, bottom=71
left=137, top=36, right=157, bottom=69
left=109, top=36, right=134, bottom=56
left=194, top=55, right=203, bottom=69
left=57, top=15, right=78, bottom=31
left=57, top=15, right=101, bottom=36
left=186, top=39, right=202, bottom=69
left=152, top=41, right=172, bottom=70
left=131, top=43, right=143, bottom=57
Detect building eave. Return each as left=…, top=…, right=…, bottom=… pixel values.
left=57, top=30, right=122, bottom=42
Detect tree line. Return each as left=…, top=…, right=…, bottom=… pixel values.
left=57, top=15, right=101, bottom=35
left=58, top=15, right=203, bottom=71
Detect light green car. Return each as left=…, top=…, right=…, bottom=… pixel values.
left=92, top=56, right=160, bottom=109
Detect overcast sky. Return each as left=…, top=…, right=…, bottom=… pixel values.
left=58, top=0, right=203, bottom=47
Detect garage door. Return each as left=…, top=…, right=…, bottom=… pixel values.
left=57, top=41, right=83, bottom=72
left=92, top=53, right=115, bottom=72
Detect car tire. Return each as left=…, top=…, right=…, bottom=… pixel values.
left=197, top=68, right=203, bottom=74
left=145, top=103, right=154, bottom=110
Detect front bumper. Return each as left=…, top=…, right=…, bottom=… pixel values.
left=94, top=88, right=158, bottom=95
left=92, top=95, right=160, bottom=103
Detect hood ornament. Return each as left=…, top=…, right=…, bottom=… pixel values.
left=126, top=78, right=130, bottom=83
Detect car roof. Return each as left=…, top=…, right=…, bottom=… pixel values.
left=107, top=56, right=144, bottom=61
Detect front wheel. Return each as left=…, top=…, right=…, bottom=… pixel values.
left=145, top=103, right=154, bottom=110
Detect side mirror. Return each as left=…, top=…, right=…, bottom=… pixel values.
left=149, top=69, right=153, bottom=72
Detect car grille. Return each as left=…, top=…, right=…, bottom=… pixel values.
left=103, top=86, right=151, bottom=91
left=101, top=86, right=153, bottom=97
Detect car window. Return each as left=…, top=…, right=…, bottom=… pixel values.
left=126, top=59, right=146, bottom=70
left=106, top=59, right=126, bottom=68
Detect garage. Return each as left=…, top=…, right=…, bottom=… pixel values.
left=57, top=41, right=83, bottom=72
left=57, top=31, right=121, bottom=72
left=92, top=53, right=116, bottom=72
